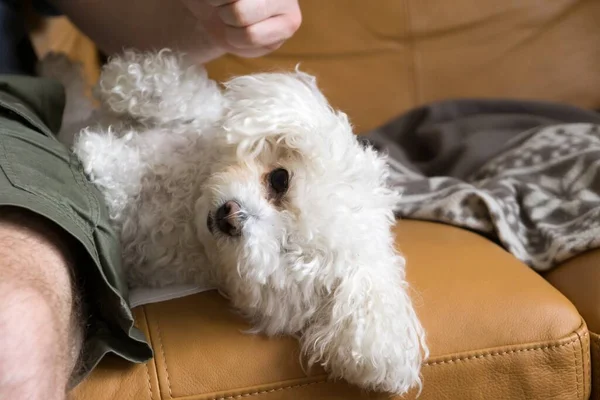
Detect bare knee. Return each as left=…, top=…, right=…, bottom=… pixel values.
left=0, top=210, right=82, bottom=400
left=0, top=286, right=69, bottom=398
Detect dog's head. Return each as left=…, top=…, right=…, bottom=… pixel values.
left=194, top=70, right=402, bottom=303
left=94, top=52, right=403, bottom=298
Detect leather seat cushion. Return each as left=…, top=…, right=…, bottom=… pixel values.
left=546, top=250, right=600, bottom=400
left=71, top=221, right=590, bottom=400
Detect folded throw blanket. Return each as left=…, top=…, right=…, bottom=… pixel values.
left=364, top=99, right=600, bottom=270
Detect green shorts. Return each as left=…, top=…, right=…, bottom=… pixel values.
left=0, top=75, right=153, bottom=386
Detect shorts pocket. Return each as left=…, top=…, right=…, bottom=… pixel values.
left=0, top=121, right=98, bottom=236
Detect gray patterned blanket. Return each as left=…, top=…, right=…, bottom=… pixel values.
left=365, top=99, right=600, bottom=271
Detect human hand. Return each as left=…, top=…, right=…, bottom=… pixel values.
left=182, top=0, right=302, bottom=58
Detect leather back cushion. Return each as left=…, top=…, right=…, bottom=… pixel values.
left=206, top=0, right=600, bottom=132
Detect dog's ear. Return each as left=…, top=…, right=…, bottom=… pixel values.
left=299, top=214, right=428, bottom=395
left=96, top=49, right=224, bottom=129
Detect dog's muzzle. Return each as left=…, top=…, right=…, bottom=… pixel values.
left=208, top=200, right=245, bottom=237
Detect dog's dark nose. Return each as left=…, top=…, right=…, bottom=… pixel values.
left=215, top=201, right=243, bottom=237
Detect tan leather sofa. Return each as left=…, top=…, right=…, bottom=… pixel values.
left=34, top=1, right=600, bottom=399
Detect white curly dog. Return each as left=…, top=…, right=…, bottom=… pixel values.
left=42, top=50, right=428, bottom=395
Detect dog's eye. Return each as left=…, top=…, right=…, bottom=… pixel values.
left=268, top=168, right=289, bottom=195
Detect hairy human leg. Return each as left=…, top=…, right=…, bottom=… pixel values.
left=0, top=209, right=82, bottom=400
left=0, top=74, right=152, bottom=397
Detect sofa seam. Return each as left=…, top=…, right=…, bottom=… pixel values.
left=423, top=333, right=584, bottom=366
left=572, top=335, right=581, bottom=400
left=401, top=0, right=419, bottom=105
left=140, top=307, right=157, bottom=400
left=577, top=329, right=590, bottom=400
left=146, top=362, right=155, bottom=400
left=155, top=315, right=174, bottom=399
left=210, top=381, right=324, bottom=400
left=167, top=330, right=589, bottom=400
left=591, top=334, right=599, bottom=396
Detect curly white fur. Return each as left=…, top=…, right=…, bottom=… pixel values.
left=44, top=50, right=428, bottom=395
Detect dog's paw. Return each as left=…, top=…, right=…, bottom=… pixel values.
left=97, top=49, right=224, bottom=128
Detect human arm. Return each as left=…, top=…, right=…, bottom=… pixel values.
left=49, top=0, right=301, bottom=64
